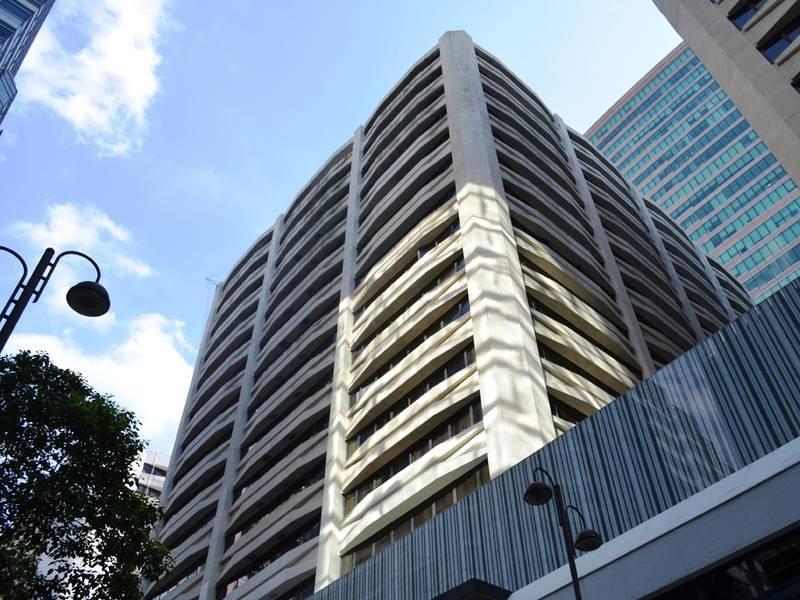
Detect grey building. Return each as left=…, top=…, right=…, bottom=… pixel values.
left=146, top=31, right=749, bottom=600
left=652, top=0, right=800, bottom=197
left=0, top=0, right=54, bottom=127
left=586, top=43, right=800, bottom=301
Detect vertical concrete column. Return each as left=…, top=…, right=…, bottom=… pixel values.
left=198, top=221, right=283, bottom=600
left=629, top=186, right=705, bottom=343
left=697, top=251, right=738, bottom=321
left=554, top=116, right=656, bottom=378
left=159, top=284, right=223, bottom=505
left=439, top=30, right=555, bottom=477
left=315, top=127, right=363, bottom=591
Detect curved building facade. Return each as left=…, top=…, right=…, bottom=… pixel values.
left=147, top=31, right=751, bottom=600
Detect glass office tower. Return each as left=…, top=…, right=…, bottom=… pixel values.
left=587, top=43, right=800, bottom=301
left=0, top=0, right=54, bottom=126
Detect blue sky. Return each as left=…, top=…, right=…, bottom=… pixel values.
left=1, top=0, right=680, bottom=452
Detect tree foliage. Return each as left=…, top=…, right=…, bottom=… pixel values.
left=0, top=351, right=171, bottom=599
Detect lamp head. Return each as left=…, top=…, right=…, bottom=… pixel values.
left=574, top=528, right=603, bottom=552
left=66, top=281, right=110, bottom=317
left=524, top=481, right=553, bottom=506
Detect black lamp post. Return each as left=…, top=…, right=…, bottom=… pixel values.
left=523, top=467, right=603, bottom=600
left=0, top=246, right=110, bottom=353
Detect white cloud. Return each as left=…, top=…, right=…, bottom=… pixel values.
left=18, top=0, right=169, bottom=155
left=8, top=313, right=194, bottom=448
left=12, top=203, right=153, bottom=280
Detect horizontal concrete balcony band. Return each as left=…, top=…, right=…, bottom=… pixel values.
left=363, top=53, right=441, bottom=154
left=339, top=425, right=487, bottom=553
left=624, top=284, right=694, bottom=348
left=524, top=270, right=635, bottom=366
left=361, top=97, right=448, bottom=192
left=498, top=158, right=593, bottom=241
left=510, top=204, right=612, bottom=298
left=502, top=171, right=600, bottom=258
left=169, top=524, right=212, bottom=575
left=350, top=276, right=468, bottom=386
left=477, top=57, right=557, bottom=141
left=199, top=329, right=253, bottom=389
left=269, top=245, right=343, bottom=317
left=619, top=263, right=688, bottom=324
left=222, top=537, right=317, bottom=600
left=359, top=141, right=452, bottom=239
left=352, top=199, right=459, bottom=311
left=256, top=320, right=336, bottom=390
left=222, top=231, right=272, bottom=291
left=184, top=380, right=241, bottom=445
left=145, top=551, right=205, bottom=600
left=260, top=304, right=338, bottom=368
left=206, top=301, right=258, bottom=356
left=203, top=309, right=257, bottom=364
left=352, top=235, right=463, bottom=347
left=202, top=316, right=254, bottom=371
left=218, top=258, right=269, bottom=314
left=515, top=231, right=623, bottom=330
left=683, top=280, right=727, bottom=319
left=194, top=344, right=249, bottom=399
left=226, top=481, right=323, bottom=567
left=361, top=117, right=450, bottom=216
left=263, top=258, right=342, bottom=339
left=160, top=485, right=219, bottom=546
left=639, top=323, right=687, bottom=365
left=249, top=351, right=334, bottom=423
left=174, top=404, right=236, bottom=481
left=166, top=442, right=228, bottom=516
left=280, top=150, right=351, bottom=236
left=344, top=369, right=480, bottom=491
left=349, top=317, right=473, bottom=429
left=362, top=89, right=447, bottom=191
left=605, top=233, right=676, bottom=293
left=493, top=133, right=582, bottom=209
left=271, top=221, right=346, bottom=298
left=259, top=279, right=340, bottom=360
left=210, top=277, right=263, bottom=337
left=486, top=98, right=570, bottom=170
left=237, top=394, right=330, bottom=488
left=356, top=170, right=456, bottom=282
left=231, top=433, right=326, bottom=528
left=542, top=361, right=614, bottom=412
left=279, top=190, right=349, bottom=266
left=145, top=568, right=203, bottom=600
left=241, top=382, right=331, bottom=457
left=533, top=315, right=638, bottom=394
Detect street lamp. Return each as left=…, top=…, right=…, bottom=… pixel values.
left=0, top=246, right=110, bottom=353
left=523, top=467, right=603, bottom=600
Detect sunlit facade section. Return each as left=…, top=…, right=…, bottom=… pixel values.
left=146, top=31, right=750, bottom=600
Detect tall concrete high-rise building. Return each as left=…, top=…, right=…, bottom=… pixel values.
left=586, top=43, right=800, bottom=301
left=652, top=0, right=800, bottom=192
left=0, top=0, right=54, bottom=127
left=145, top=31, right=750, bottom=600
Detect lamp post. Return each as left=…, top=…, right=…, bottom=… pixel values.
left=0, top=246, right=110, bottom=353
left=523, top=467, right=603, bottom=600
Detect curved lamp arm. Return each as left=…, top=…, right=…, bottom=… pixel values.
left=531, top=466, right=556, bottom=487
left=0, top=246, right=29, bottom=318
left=565, top=504, right=588, bottom=530
left=32, top=250, right=103, bottom=303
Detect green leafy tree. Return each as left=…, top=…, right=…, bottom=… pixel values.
left=0, top=351, right=171, bottom=599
